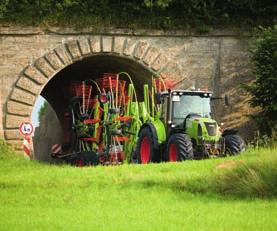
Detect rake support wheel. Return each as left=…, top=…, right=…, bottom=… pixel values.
left=136, top=127, right=159, bottom=164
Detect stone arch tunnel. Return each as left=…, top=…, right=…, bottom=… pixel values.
left=0, top=31, right=255, bottom=156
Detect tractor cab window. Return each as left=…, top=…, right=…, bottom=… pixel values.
left=160, top=95, right=168, bottom=121
left=172, top=94, right=211, bottom=125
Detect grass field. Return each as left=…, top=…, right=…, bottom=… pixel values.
left=0, top=141, right=276, bottom=231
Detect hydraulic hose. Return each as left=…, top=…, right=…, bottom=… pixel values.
left=118, top=72, right=138, bottom=103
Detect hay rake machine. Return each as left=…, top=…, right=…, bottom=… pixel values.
left=52, top=72, right=165, bottom=166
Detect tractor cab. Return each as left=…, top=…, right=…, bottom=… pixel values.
left=159, top=89, right=213, bottom=128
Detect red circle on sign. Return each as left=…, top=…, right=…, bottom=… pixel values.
left=19, top=122, right=33, bottom=136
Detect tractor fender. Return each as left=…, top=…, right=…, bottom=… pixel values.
left=138, top=123, right=163, bottom=150
left=168, top=128, right=185, bottom=137
left=222, top=129, right=238, bottom=136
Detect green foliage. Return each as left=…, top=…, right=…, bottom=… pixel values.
left=38, top=101, right=48, bottom=123
left=0, top=139, right=25, bottom=162
left=0, top=0, right=275, bottom=29
left=245, top=25, right=277, bottom=135
left=248, top=130, right=277, bottom=149
left=144, top=0, right=173, bottom=9
left=0, top=0, right=9, bottom=18
left=0, top=139, right=14, bottom=159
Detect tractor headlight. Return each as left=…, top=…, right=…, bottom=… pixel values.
left=170, top=124, right=177, bottom=128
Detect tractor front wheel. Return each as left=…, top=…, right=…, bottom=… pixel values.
left=136, top=127, right=159, bottom=164
left=166, top=133, right=193, bottom=161
left=224, top=134, right=245, bottom=155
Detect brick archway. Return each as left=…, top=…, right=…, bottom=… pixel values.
left=4, top=36, right=184, bottom=144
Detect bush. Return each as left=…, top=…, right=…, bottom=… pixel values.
left=245, top=25, right=277, bottom=136
left=0, top=139, right=19, bottom=161
left=0, top=1, right=275, bottom=29
left=0, top=139, right=13, bottom=155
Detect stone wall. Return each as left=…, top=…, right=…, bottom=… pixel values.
left=0, top=95, right=3, bottom=138
left=33, top=103, right=63, bottom=163
left=0, top=26, right=255, bottom=149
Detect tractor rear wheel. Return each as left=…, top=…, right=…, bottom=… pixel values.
left=224, top=134, right=245, bottom=155
left=137, top=127, right=159, bottom=164
left=166, top=133, right=193, bottom=161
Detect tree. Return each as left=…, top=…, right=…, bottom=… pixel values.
left=245, top=25, right=277, bottom=135
left=38, top=101, right=48, bottom=124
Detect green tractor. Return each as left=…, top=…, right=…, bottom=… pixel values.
left=135, top=88, right=246, bottom=164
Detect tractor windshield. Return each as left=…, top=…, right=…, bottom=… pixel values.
left=172, top=94, right=211, bottom=124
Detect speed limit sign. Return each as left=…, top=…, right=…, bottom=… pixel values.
left=19, top=122, right=33, bottom=136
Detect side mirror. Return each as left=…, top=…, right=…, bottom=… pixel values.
left=224, top=95, right=229, bottom=106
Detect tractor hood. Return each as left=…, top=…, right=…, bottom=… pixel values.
left=185, top=117, right=221, bottom=144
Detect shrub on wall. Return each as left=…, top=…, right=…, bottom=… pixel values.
left=0, top=0, right=275, bottom=29
left=245, top=25, right=277, bottom=135
left=0, top=0, right=9, bottom=18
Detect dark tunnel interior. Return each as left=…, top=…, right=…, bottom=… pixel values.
left=41, top=54, right=154, bottom=121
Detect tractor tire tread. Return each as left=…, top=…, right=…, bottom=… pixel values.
left=224, top=134, right=245, bottom=155
left=167, top=133, right=193, bottom=161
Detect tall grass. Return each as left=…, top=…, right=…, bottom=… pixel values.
left=183, top=148, right=277, bottom=198
left=0, top=139, right=14, bottom=157
left=212, top=153, right=277, bottom=198
left=248, top=130, right=277, bottom=149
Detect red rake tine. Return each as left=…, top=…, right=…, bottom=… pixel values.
left=82, top=81, right=85, bottom=114
left=119, top=80, right=126, bottom=108
left=121, top=81, right=126, bottom=108
left=109, top=76, right=115, bottom=108
left=115, top=74, right=119, bottom=109
left=86, top=85, right=92, bottom=114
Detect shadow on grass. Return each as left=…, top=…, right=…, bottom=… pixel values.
left=0, top=182, right=19, bottom=189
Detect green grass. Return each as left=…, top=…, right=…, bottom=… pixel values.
left=0, top=140, right=276, bottom=231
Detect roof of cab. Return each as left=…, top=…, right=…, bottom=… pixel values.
left=160, top=89, right=213, bottom=96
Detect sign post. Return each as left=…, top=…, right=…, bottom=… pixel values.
left=19, top=122, right=33, bottom=159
